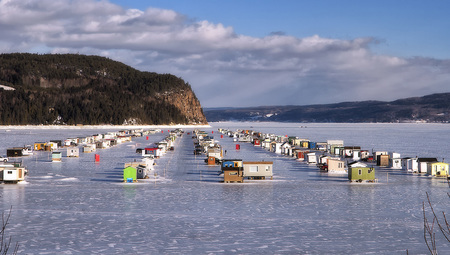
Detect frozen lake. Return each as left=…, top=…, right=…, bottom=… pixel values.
left=1, top=122, right=449, bottom=254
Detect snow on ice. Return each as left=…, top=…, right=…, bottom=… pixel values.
left=0, top=122, right=449, bottom=254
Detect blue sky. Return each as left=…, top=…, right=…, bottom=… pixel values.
left=111, top=0, right=450, bottom=59
left=1, top=0, right=450, bottom=107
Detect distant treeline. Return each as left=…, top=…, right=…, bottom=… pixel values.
left=0, top=53, right=203, bottom=125
left=204, top=93, right=450, bottom=123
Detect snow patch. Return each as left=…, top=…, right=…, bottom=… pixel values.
left=0, top=85, right=15, bottom=91
left=59, top=177, right=80, bottom=182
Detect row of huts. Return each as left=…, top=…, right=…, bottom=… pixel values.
left=192, top=129, right=274, bottom=183
left=218, top=128, right=449, bottom=182
left=50, top=131, right=138, bottom=162
left=2, top=129, right=158, bottom=183
left=124, top=129, right=183, bottom=182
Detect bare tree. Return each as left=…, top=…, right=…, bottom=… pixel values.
left=423, top=180, right=450, bottom=254
left=0, top=207, right=18, bottom=255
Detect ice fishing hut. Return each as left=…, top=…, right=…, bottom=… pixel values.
left=281, top=142, right=292, bottom=155
left=142, top=147, right=162, bottom=158
left=374, top=151, right=388, bottom=166
left=327, top=158, right=346, bottom=174
left=34, top=142, right=47, bottom=151
left=44, top=144, right=53, bottom=151
left=66, top=147, right=80, bottom=157
left=123, top=166, right=137, bottom=182
left=348, top=162, right=376, bottom=182
left=327, top=140, right=344, bottom=155
left=83, top=144, right=96, bottom=153
left=105, top=139, right=118, bottom=147
left=418, top=158, right=438, bottom=173
left=360, top=150, right=371, bottom=161
left=50, top=140, right=63, bottom=148
left=22, top=145, right=33, bottom=156
left=221, top=159, right=244, bottom=183
left=316, top=142, right=328, bottom=151
left=136, top=165, right=149, bottom=179
left=343, top=146, right=361, bottom=161
left=269, top=141, right=283, bottom=154
left=402, top=157, right=419, bottom=172
left=300, top=140, right=310, bottom=148
left=7, top=148, right=24, bottom=157
left=427, top=162, right=449, bottom=177
left=46, top=142, right=59, bottom=151
left=77, top=137, right=88, bottom=144
left=52, top=152, right=62, bottom=162
left=387, top=152, right=401, bottom=169
left=96, top=141, right=109, bottom=149
left=306, top=152, right=317, bottom=164
left=294, top=149, right=309, bottom=161
left=124, top=158, right=154, bottom=172
left=243, top=161, right=273, bottom=180
left=377, top=154, right=390, bottom=167
left=0, top=166, right=26, bottom=183
left=222, top=166, right=243, bottom=183
left=318, top=155, right=331, bottom=165
left=207, top=156, right=217, bottom=165
left=207, top=147, right=222, bottom=160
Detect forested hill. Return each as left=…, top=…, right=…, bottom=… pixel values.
left=0, top=53, right=207, bottom=125
left=204, top=93, right=450, bottom=123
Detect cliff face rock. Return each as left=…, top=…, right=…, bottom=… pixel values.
left=157, top=89, right=207, bottom=124
left=0, top=53, right=207, bottom=125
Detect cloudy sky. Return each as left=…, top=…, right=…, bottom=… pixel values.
left=1, top=0, right=450, bottom=107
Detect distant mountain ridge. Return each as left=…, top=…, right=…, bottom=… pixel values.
left=0, top=53, right=207, bottom=125
left=204, top=93, right=450, bottom=123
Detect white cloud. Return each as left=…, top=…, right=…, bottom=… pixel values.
left=0, top=0, right=449, bottom=107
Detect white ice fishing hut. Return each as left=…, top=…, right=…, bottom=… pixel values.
left=1, top=167, right=26, bottom=183
left=243, top=161, right=273, bottom=180
left=67, top=147, right=80, bottom=157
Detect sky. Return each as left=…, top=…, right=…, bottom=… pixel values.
left=1, top=0, right=450, bottom=107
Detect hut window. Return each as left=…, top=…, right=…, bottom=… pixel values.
left=358, top=169, right=362, bottom=175
left=249, top=166, right=258, bottom=172
left=229, top=172, right=237, bottom=176
left=7, top=171, right=13, bottom=174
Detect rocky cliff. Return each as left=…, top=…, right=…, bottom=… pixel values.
left=0, top=53, right=207, bottom=125
left=156, top=89, right=206, bottom=124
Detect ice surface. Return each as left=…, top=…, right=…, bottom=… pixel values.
left=0, top=123, right=449, bottom=254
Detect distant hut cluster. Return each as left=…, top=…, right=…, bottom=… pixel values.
left=44, top=131, right=136, bottom=162
left=216, top=128, right=449, bottom=183
left=192, top=130, right=223, bottom=164
left=129, top=129, right=183, bottom=183
left=192, top=129, right=273, bottom=183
